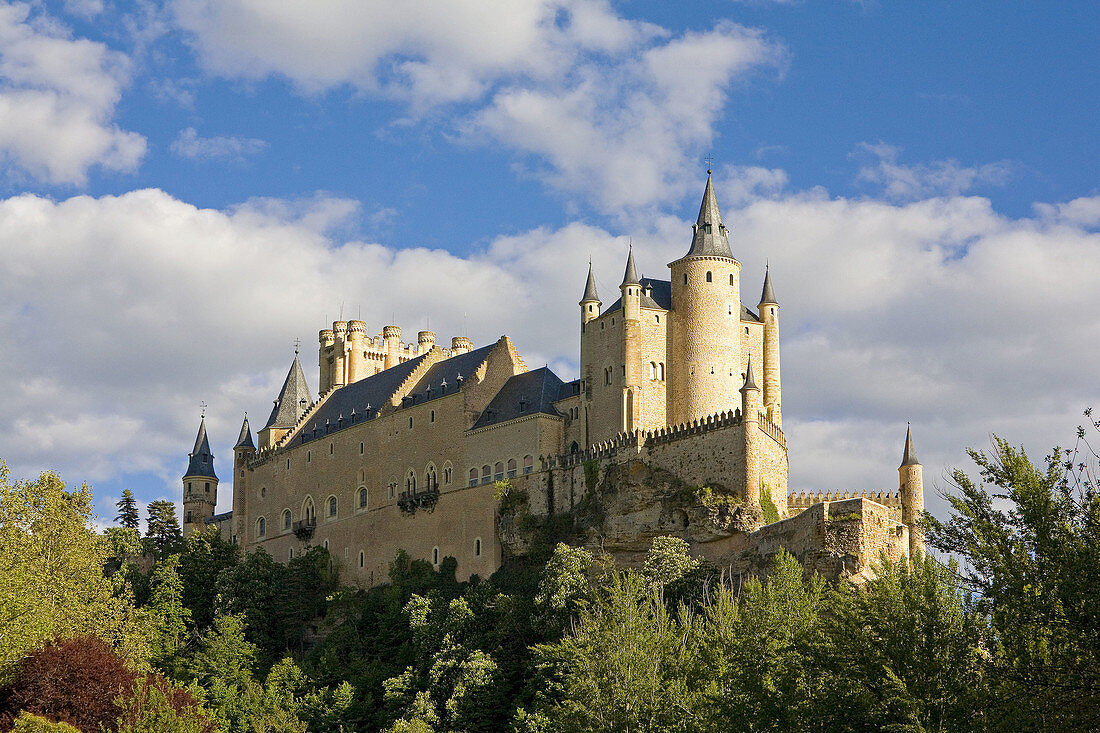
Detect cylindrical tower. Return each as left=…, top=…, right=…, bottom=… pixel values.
left=899, top=425, right=925, bottom=560
left=759, top=268, right=781, bottom=427
left=347, top=320, right=367, bottom=384
left=739, top=359, right=762, bottom=510
left=451, top=336, right=472, bottom=355
left=580, top=262, right=601, bottom=326
left=331, top=321, right=348, bottom=388
left=318, top=328, right=334, bottom=393
left=383, top=325, right=402, bottom=369
left=668, top=173, right=742, bottom=426
left=418, top=330, right=436, bottom=354
left=182, top=417, right=218, bottom=538
left=620, top=248, right=642, bottom=433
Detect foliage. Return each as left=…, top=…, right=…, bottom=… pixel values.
left=759, top=481, right=780, bottom=524
left=178, top=528, right=240, bottom=630
left=641, top=536, right=699, bottom=589
left=926, top=431, right=1100, bottom=731
left=582, top=461, right=599, bottom=492
left=0, top=463, right=146, bottom=678
left=115, top=676, right=214, bottom=733
left=116, top=488, right=141, bottom=530
left=10, top=713, right=80, bottom=732
left=146, top=500, right=184, bottom=558
left=496, top=480, right=529, bottom=516
left=146, top=555, right=193, bottom=675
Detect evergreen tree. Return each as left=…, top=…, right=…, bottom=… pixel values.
left=116, top=488, right=140, bottom=529
left=145, top=500, right=184, bottom=558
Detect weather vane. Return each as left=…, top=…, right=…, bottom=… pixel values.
left=293, top=337, right=301, bottom=355
left=200, top=401, right=207, bottom=419
left=704, top=154, right=714, bottom=175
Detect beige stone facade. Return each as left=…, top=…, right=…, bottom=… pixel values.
left=187, top=174, right=925, bottom=584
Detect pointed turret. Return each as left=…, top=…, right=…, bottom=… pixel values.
left=234, top=415, right=255, bottom=451
left=900, top=423, right=919, bottom=467
left=759, top=265, right=778, bottom=306
left=621, top=246, right=641, bottom=287
left=185, top=418, right=218, bottom=480
left=580, top=262, right=600, bottom=304
left=685, top=172, right=733, bottom=259
left=740, top=355, right=760, bottom=393
left=263, top=355, right=313, bottom=431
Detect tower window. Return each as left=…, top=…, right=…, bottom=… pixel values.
left=650, top=362, right=657, bottom=380
left=260, top=486, right=266, bottom=498
left=655, top=315, right=659, bottom=323
left=257, top=517, right=266, bottom=538
left=359, top=487, right=368, bottom=508
left=659, top=363, right=665, bottom=380
left=328, top=496, right=337, bottom=516
left=706, top=271, right=712, bottom=282
left=307, top=451, right=311, bottom=462
left=283, top=510, right=291, bottom=529
left=494, top=462, right=504, bottom=481
left=730, top=274, right=734, bottom=286
left=481, top=465, right=491, bottom=484
left=187, top=482, right=191, bottom=493
left=475, top=538, right=482, bottom=557
left=205, top=482, right=210, bottom=492
left=430, top=410, right=435, bottom=423
left=359, top=550, right=365, bottom=568
left=360, top=442, right=364, bottom=454
left=185, top=511, right=193, bottom=523
left=507, top=458, right=517, bottom=478
left=409, top=417, right=413, bottom=429
left=329, top=442, right=334, bottom=454
left=286, top=458, right=290, bottom=469
left=745, top=326, right=749, bottom=335
left=683, top=274, right=688, bottom=285
left=432, top=547, right=440, bottom=566
left=289, top=548, right=294, bottom=560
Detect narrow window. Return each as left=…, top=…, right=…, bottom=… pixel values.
left=649, top=362, right=657, bottom=380
left=475, top=538, right=482, bottom=557
left=329, top=442, right=334, bottom=455
left=260, top=486, right=266, bottom=498
left=328, top=496, right=337, bottom=516
left=730, top=274, right=734, bottom=286
left=257, top=517, right=266, bottom=538
left=360, top=442, right=364, bottom=455
left=524, top=455, right=533, bottom=474
left=359, top=550, right=365, bottom=568
left=307, top=451, right=311, bottom=462
left=409, top=417, right=413, bottom=429
left=289, top=548, right=294, bottom=560
left=185, top=511, right=192, bottom=523
left=286, top=458, right=290, bottom=469
left=745, top=326, right=749, bottom=335
left=359, top=487, right=367, bottom=508
left=655, top=315, right=659, bottom=323
left=469, top=468, right=478, bottom=487
left=240, top=470, right=244, bottom=477
left=187, top=482, right=191, bottom=492
left=683, top=273, right=688, bottom=285
left=432, top=547, right=440, bottom=565
left=323, top=539, right=329, bottom=550
left=283, top=510, right=291, bottom=529
left=706, top=271, right=712, bottom=282
left=658, top=363, right=665, bottom=381
left=430, top=410, right=435, bottom=423
left=205, top=482, right=210, bottom=492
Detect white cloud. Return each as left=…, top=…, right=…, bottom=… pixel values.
left=170, top=127, right=267, bottom=162
left=1, top=179, right=1097, bottom=524
left=171, top=1, right=782, bottom=212
left=0, top=2, right=145, bottom=184
left=854, top=142, right=1013, bottom=202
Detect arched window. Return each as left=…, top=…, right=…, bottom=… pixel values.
left=506, top=458, right=517, bottom=478
left=328, top=495, right=337, bottom=517
left=358, top=487, right=368, bottom=509
left=705, top=271, right=712, bottom=282
left=443, top=462, right=453, bottom=485
left=730, top=273, right=734, bottom=286
left=475, top=538, right=482, bottom=557
left=658, top=362, right=665, bottom=381
left=425, top=464, right=437, bottom=490
left=257, top=517, right=266, bottom=538
left=469, top=468, right=479, bottom=487
left=302, top=496, right=315, bottom=524
left=260, top=486, right=266, bottom=498
left=523, top=455, right=534, bottom=474
left=405, top=469, right=417, bottom=493
left=493, top=462, right=504, bottom=481
left=649, top=362, right=657, bottom=380
left=283, top=509, right=292, bottom=530
left=481, top=465, right=491, bottom=484
left=185, top=510, right=192, bottom=523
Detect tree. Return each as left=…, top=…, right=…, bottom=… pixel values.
left=178, top=528, right=239, bottom=630
left=146, top=500, right=184, bottom=558
left=0, top=463, right=146, bottom=678
left=926, top=433, right=1100, bottom=731
left=10, top=713, right=81, bottom=732
left=146, top=555, right=193, bottom=676
left=641, top=536, right=699, bottom=589
left=117, top=488, right=141, bottom=529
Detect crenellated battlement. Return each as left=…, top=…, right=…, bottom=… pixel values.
left=787, top=489, right=901, bottom=511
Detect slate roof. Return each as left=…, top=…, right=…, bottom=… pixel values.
left=204, top=511, right=232, bottom=525
left=759, top=266, right=778, bottom=306
left=470, top=367, right=566, bottom=430
left=684, top=173, right=734, bottom=259
left=621, top=247, right=641, bottom=286
left=234, top=416, right=255, bottom=450
left=557, top=379, right=582, bottom=402
left=185, top=418, right=218, bottom=480
left=901, top=424, right=919, bottom=467
left=741, top=355, right=759, bottom=392
left=263, top=356, right=313, bottom=430
left=297, top=344, right=495, bottom=443
left=601, top=277, right=762, bottom=322
left=581, top=263, right=600, bottom=303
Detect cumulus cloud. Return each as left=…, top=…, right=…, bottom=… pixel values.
left=1, top=177, right=1097, bottom=521
left=0, top=2, right=145, bottom=184
left=171, top=1, right=782, bottom=212
left=854, top=142, right=1013, bottom=202
left=170, top=127, right=267, bottom=162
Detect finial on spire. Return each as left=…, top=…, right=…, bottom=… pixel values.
left=200, top=401, right=207, bottom=419
left=704, top=153, right=714, bottom=175
left=293, top=337, right=301, bottom=355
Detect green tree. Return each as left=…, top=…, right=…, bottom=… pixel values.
left=10, top=712, right=80, bottom=732
left=533, top=543, right=592, bottom=634
left=641, top=536, right=699, bottom=589
left=178, top=528, right=239, bottom=630
left=0, top=462, right=146, bottom=678
left=147, top=555, right=193, bottom=676
left=116, top=488, right=141, bottom=529
left=926, top=434, right=1100, bottom=731
left=146, top=500, right=184, bottom=558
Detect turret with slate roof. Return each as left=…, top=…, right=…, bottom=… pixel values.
left=684, top=172, right=733, bottom=259
left=183, top=415, right=219, bottom=537
left=580, top=261, right=601, bottom=325
left=759, top=264, right=782, bottom=426
left=185, top=418, right=217, bottom=480
left=898, top=424, right=925, bottom=557
left=234, top=415, right=255, bottom=451
left=259, top=354, right=313, bottom=449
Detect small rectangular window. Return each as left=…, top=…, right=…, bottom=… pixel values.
left=360, top=442, right=364, bottom=454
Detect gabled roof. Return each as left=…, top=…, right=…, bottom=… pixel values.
left=683, top=173, right=733, bottom=259
left=234, top=416, right=255, bottom=451
left=298, top=343, right=495, bottom=442
left=263, top=356, right=313, bottom=430
left=185, top=418, right=218, bottom=480
left=471, top=367, right=565, bottom=430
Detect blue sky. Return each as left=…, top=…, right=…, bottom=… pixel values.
left=0, top=0, right=1097, bottom=528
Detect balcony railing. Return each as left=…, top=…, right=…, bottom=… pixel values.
left=292, top=518, right=316, bottom=541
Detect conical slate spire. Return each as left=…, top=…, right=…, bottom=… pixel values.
left=621, top=246, right=641, bottom=287
left=685, top=173, right=733, bottom=258
left=759, top=265, right=778, bottom=306
left=580, top=262, right=600, bottom=303
left=900, top=424, right=919, bottom=467
left=741, top=355, right=759, bottom=392
left=234, top=415, right=255, bottom=451
left=264, top=355, right=314, bottom=430
left=185, top=418, right=218, bottom=480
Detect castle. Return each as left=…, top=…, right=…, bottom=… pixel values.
left=182, top=174, right=923, bottom=584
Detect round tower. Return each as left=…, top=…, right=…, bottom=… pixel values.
left=451, top=336, right=472, bottom=355
left=620, top=247, right=643, bottom=433
left=347, top=320, right=367, bottom=384
left=182, top=416, right=218, bottom=538
left=418, top=330, right=436, bottom=353
left=231, top=414, right=255, bottom=546
left=318, top=328, right=334, bottom=393
left=579, top=262, right=601, bottom=326
left=758, top=267, right=781, bottom=427
left=739, top=357, right=762, bottom=509
left=383, top=325, right=402, bottom=368
left=668, top=173, right=742, bottom=425
left=899, top=424, right=925, bottom=560
left=331, top=321, right=348, bottom=388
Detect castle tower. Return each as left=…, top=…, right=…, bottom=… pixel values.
left=347, top=320, right=367, bottom=383
left=739, top=357, right=762, bottom=510
left=758, top=267, right=782, bottom=427
left=318, top=328, right=334, bottom=393
left=231, top=415, right=255, bottom=545
left=418, top=330, right=436, bottom=354
left=331, top=321, right=348, bottom=388
left=899, top=424, right=925, bottom=559
left=620, top=247, right=642, bottom=433
left=579, top=262, right=601, bottom=325
left=451, top=336, right=472, bottom=354
left=668, top=173, right=742, bottom=425
left=383, top=325, right=402, bottom=369
left=258, top=354, right=313, bottom=449
left=182, top=416, right=218, bottom=537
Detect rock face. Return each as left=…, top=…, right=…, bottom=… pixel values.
left=497, top=459, right=911, bottom=583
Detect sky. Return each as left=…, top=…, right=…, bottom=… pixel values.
left=0, top=0, right=1097, bottom=531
